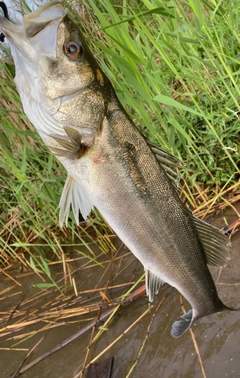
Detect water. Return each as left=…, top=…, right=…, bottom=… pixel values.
left=0, top=204, right=240, bottom=378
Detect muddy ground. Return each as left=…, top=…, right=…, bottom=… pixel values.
left=0, top=203, right=240, bottom=378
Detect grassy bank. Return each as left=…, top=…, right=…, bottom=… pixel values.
left=80, top=0, right=239, bottom=206
left=0, top=0, right=239, bottom=273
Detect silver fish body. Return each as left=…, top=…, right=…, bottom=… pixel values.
left=0, top=1, right=236, bottom=337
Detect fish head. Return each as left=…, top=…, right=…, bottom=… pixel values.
left=0, top=1, right=110, bottom=143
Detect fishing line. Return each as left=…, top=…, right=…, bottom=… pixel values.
left=0, top=2, right=9, bottom=42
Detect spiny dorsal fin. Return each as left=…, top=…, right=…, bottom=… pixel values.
left=49, top=126, right=86, bottom=159
left=193, top=216, right=231, bottom=267
left=59, top=176, right=93, bottom=226
left=145, top=138, right=183, bottom=187
left=145, top=269, right=165, bottom=302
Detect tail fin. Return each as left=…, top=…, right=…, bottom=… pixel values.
left=171, top=310, right=193, bottom=338
left=171, top=304, right=239, bottom=338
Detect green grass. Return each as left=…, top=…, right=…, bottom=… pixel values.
left=0, top=0, right=239, bottom=277
left=79, top=0, right=240, bottom=209
left=80, top=0, right=239, bottom=183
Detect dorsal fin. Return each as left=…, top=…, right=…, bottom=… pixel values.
left=145, top=139, right=231, bottom=267
left=145, top=138, right=182, bottom=187
left=193, top=216, right=231, bottom=267
left=59, top=175, right=93, bottom=226
left=145, top=269, right=165, bottom=302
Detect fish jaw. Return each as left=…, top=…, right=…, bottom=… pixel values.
left=0, top=2, right=66, bottom=64
left=0, top=2, right=107, bottom=145
left=0, top=3, right=67, bottom=143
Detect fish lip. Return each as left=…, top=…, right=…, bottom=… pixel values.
left=0, top=15, right=21, bottom=40
left=0, top=1, right=66, bottom=42
left=23, top=1, right=67, bottom=38
left=0, top=2, right=67, bottom=74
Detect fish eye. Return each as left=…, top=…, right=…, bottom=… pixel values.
left=64, top=41, right=83, bottom=59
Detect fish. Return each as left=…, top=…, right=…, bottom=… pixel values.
left=0, top=1, right=237, bottom=338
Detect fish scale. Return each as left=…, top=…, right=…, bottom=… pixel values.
left=0, top=1, right=237, bottom=338
left=88, top=113, right=226, bottom=325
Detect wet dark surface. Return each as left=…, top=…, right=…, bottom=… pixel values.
left=0, top=203, right=240, bottom=378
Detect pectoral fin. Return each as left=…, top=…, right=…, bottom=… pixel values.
left=193, top=216, right=231, bottom=267
left=49, top=126, right=86, bottom=159
left=145, top=269, right=165, bottom=302
left=59, top=175, right=93, bottom=226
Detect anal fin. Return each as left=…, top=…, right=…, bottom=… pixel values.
left=145, top=269, right=165, bottom=302
left=59, top=176, right=93, bottom=226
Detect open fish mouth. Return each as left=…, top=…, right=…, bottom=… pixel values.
left=0, top=1, right=66, bottom=36
left=0, top=1, right=9, bottom=41
left=0, top=2, right=66, bottom=62
left=0, top=2, right=74, bottom=141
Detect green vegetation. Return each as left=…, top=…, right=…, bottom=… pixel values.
left=0, top=2, right=239, bottom=372
left=0, top=0, right=239, bottom=275
left=79, top=0, right=239, bottom=203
